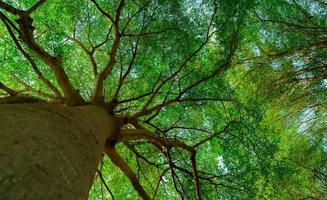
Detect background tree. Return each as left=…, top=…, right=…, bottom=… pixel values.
left=0, top=0, right=326, bottom=199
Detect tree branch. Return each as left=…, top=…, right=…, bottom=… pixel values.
left=0, top=1, right=21, bottom=15
left=0, top=81, right=17, bottom=96
left=135, top=11, right=220, bottom=114
left=97, top=169, right=115, bottom=200
left=112, top=39, right=138, bottom=100
left=122, top=28, right=173, bottom=37
left=68, top=36, right=98, bottom=78
left=119, top=73, right=163, bottom=104
left=91, top=0, right=125, bottom=103
left=256, top=14, right=325, bottom=30
left=126, top=144, right=163, bottom=168
left=104, top=145, right=151, bottom=200
left=10, top=73, right=56, bottom=99
left=167, top=150, right=185, bottom=199
left=0, top=4, right=85, bottom=105
left=27, top=0, right=46, bottom=14
left=191, top=152, right=202, bottom=200
left=0, top=14, right=62, bottom=98
left=152, top=168, right=170, bottom=200
left=133, top=96, right=234, bottom=118
left=121, top=0, right=151, bottom=34
left=90, top=0, right=115, bottom=24
left=117, top=129, right=193, bottom=153
left=138, top=36, right=212, bottom=113
left=193, top=121, right=235, bottom=148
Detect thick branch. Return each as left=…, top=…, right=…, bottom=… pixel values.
left=17, top=20, right=84, bottom=105
left=91, top=0, right=125, bottom=103
left=0, top=15, right=62, bottom=98
left=90, top=0, right=115, bottom=23
left=0, top=1, right=21, bottom=15
left=191, top=153, right=202, bottom=200
left=27, top=0, right=46, bottom=14
left=11, top=73, right=56, bottom=99
left=117, top=129, right=193, bottom=152
left=104, top=145, right=151, bottom=200
left=0, top=81, right=17, bottom=96
left=0, top=6, right=84, bottom=105
left=0, top=0, right=45, bottom=15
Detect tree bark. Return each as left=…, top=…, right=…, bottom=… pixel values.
left=0, top=103, right=117, bottom=200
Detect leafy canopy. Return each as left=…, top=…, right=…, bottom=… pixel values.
left=0, top=0, right=326, bottom=199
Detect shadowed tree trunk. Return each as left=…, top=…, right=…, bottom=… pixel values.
left=0, top=103, right=117, bottom=200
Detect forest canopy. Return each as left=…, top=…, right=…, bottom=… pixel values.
left=0, top=0, right=326, bottom=199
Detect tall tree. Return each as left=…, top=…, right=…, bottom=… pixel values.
left=0, top=0, right=326, bottom=199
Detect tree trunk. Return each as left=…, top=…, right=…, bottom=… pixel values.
left=0, top=103, right=116, bottom=200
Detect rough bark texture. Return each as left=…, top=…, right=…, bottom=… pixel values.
left=0, top=103, right=116, bottom=200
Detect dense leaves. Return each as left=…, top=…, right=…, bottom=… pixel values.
left=0, top=0, right=326, bottom=199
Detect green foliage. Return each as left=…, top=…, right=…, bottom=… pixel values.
left=0, top=0, right=326, bottom=199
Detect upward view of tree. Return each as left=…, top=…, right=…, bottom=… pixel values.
left=0, top=0, right=326, bottom=199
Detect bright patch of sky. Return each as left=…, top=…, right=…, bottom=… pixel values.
left=258, top=29, right=271, bottom=43
left=216, top=156, right=229, bottom=174
left=292, top=55, right=307, bottom=70
left=300, top=0, right=327, bottom=19
left=252, top=45, right=261, bottom=56
left=183, top=0, right=213, bottom=25
left=323, top=79, right=327, bottom=88
left=271, top=60, right=282, bottom=70
left=299, top=108, right=316, bottom=133
left=323, top=137, right=327, bottom=152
